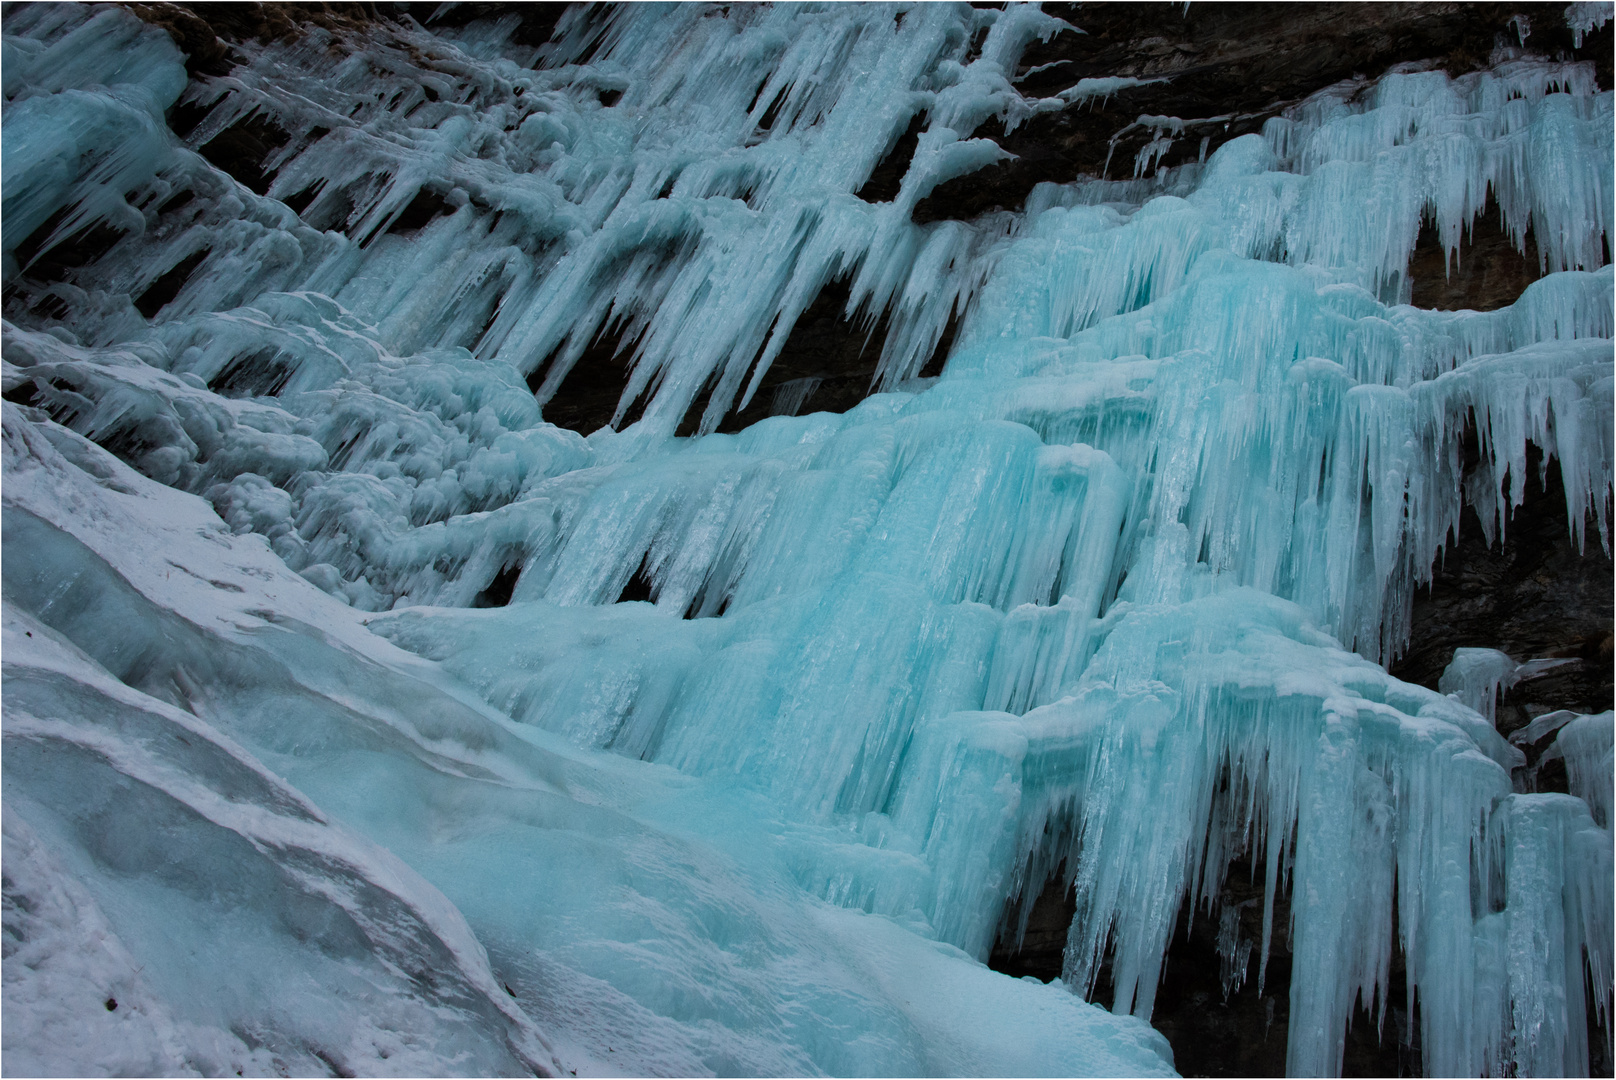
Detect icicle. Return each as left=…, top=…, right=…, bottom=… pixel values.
left=1544, top=711, right=1616, bottom=827
left=1439, top=647, right=1520, bottom=723
left=1566, top=1, right=1614, bottom=47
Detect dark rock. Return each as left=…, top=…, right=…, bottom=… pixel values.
left=704, top=278, right=957, bottom=435
left=189, top=112, right=294, bottom=196
left=123, top=2, right=398, bottom=78
left=385, top=186, right=453, bottom=236
left=123, top=2, right=570, bottom=85
left=403, top=1, right=568, bottom=48
left=8, top=209, right=129, bottom=288
left=533, top=323, right=646, bottom=435
left=209, top=348, right=296, bottom=398
left=857, top=111, right=927, bottom=204
left=988, top=868, right=1075, bottom=984
left=706, top=278, right=887, bottom=435
left=134, top=248, right=211, bottom=319
left=536, top=278, right=956, bottom=437
left=471, top=562, right=522, bottom=608
left=1408, top=209, right=1543, bottom=312
left=120, top=3, right=247, bottom=78
left=1392, top=448, right=1614, bottom=723
left=916, top=2, right=1612, bottom=224
left=991, top=856, right=1425, bottom=1077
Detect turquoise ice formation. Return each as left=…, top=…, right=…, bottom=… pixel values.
left=2, top=3, right=1611, bottom=1076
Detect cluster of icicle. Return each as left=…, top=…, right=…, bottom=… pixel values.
left=2, top=2, right=1611, bottom=1075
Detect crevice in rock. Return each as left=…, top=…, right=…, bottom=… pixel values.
left=534, top=322, right=646, bottom=435
left=465, top=287, right=510, bottom=357
left=754, top=88, right=788, bottom=135
left=913, top=141, right=1079, bottom=223
left=916, top=308, right=959, bottom=379
left=1145, top=867, right=1300, bottom=1079
left=10, top=208, right=129, bottom=286
left=282, top=185, right=320, bottom=217
left=153, top=188, right=196, bottom=217
left=617, top=554, right=655, bottom=604
left=385, top=186, right=453, bottom=236
left=713, top=281, right=881, bottom=432
left=961, top=22, right=992, bottom=66
left=1392, top=444, right=1614, bottom=722
left=301, top=174, right=378, bottom=236
left=857, top=112, right=926, bottom=204
left=674, top=373, right=725, bottom=438
left=989, top=851, right=1434, bottom=1076
left=706, top=279, right=887, bottom=434
left=1407, top=209, right=1542, bottom=312
left=134, top=248, right=211, bottom=319
left=209, top=348, right=295, bottom=398
left=21, top=292, right=73, bottom=324
left=1, top=380, right=43, bottom=407
left=471, top=561, right=522, bottom=608
left=684, top=580, right=732, bottom=621
left=190, top=112, right=294, bottom=196
left=670, top=284, right=961, bottom=435
left=1589, top=970, right=1615, bottom=1078
left=987, top=865, right=1075, bottom=983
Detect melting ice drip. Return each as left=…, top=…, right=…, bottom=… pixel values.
left=1, top=3, right=1612, bottom=1076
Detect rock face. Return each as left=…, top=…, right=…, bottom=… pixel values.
left=917, top=2, right=1612, bottom=223
left=38, top=3, right=1616, bottom=1076
left=1407, top=211, right=1545, bottom=313
left=1393, top=454, right=1613, bottom=717
left=538, top=277, right=956, bottom=436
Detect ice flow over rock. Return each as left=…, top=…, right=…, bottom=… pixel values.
left=1, top=3, right=1611, bottom=1076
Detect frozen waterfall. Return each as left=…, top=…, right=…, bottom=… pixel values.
left=2, top=3, right=1612, bottom=1076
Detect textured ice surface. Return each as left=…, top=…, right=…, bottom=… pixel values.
left=2, top=3, right=1611, bottom=1076
left=1, top=402, right=1175, bottom=1077
left=1566, top=2, right=1614, bottom=47
left=1545, top=711, right=1616, bottom=829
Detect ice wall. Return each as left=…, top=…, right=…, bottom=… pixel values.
left=2, top=3, right=1612, bottom=1076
